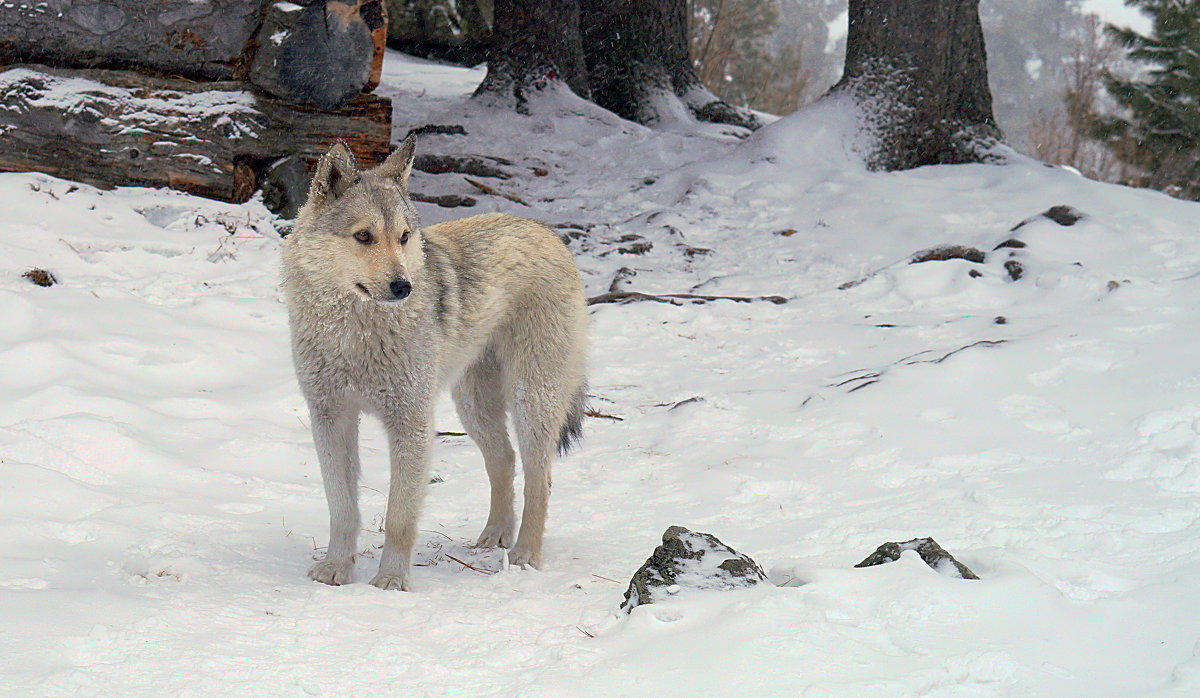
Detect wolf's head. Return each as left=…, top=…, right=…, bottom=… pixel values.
left=285, top=136, right=424, bottom=304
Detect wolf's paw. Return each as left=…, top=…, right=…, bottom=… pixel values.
left=369, top=571, right=412, bottom=592
left=308, top=559, right=354, bottom=586
left=507, top=543, right=542, bottom=570
left=476, top=521, right=514, bottom=549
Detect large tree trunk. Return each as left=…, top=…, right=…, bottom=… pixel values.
left=579, top=0, right=759, bottom=129
left=832, top=0, right=1003, bottom=170
left=473, top=0, right=590, bottom=109
left=0, top=64, right=391, bottom=205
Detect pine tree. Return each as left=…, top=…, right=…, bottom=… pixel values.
left=1094, top=0, right=1200, bottom=199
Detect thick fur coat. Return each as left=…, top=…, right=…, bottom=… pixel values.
left=281, top=138, right=587, bottom=590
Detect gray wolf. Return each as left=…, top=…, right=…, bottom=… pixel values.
left=281, top=137, right=588, bottom=591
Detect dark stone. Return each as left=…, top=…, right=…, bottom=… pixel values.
left=1011, top=205, right=1086, bottom=231
left=618, top=240, right=653, bottom=255
left=1043, top=205, right=1084, bottom=226
left=1004, top=260, right=1024, bottom=281
left=994, top=315, right=1007, bottom=324
left=910, top=245, right=986, bottom=264
left=249, top=1, right=375, bottom=110
left=992, top=238, right=1026, bottom=250
left=622, top=526, right=767, bottom=612
left=413, top=154, right=513, bottom=179
left=855, top=537, right=979, bottom=579
left=261, top=155, right=310, bottom=220
left=405, top=124, right=468, bottom=138
left=968, top=269, right=983, bottom=278
left=409, top=192, right=477, bottom=208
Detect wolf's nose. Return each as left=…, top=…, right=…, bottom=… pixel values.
left=389, top=278, right=412, bottom=300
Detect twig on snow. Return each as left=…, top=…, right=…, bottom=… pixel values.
left=445, top=553, right=497, bottom=575
left=587, top=290, right=788, bottom=306
left=464, top=177, right=529, bottom=206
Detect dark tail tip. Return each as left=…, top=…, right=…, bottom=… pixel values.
left=557, top=384, right=587, bottom=457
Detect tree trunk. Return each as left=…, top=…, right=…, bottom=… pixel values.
left=473, top=0, right=590, bottom=109
left=0, top=64, right=392, bottom=205
left=832, top=0, right=1003, bottom=170
left=579, top=0, right=759, bottom=129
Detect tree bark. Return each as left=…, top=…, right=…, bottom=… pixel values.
left=832, top=0, right=1003, bottom=170
left=579, top=0, right=759, bottom=129
left=0, top=64, right=391, bottom=204
left=0, top=0, right=386, bottom=110
left=473, top=0, right=590, bottom=108
left=0, top=0, right=263, bottom=81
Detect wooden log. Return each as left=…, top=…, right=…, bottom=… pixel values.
left=0, top=1, right=387, bottom=109
left=0, top=64, right=392, bottom=204
left=0, top=0, right=263, bottom=81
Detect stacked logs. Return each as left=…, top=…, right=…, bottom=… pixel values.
left=0, top=0, right=392, bottom=216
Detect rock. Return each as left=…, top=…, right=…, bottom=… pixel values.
left=855, top=537, right=979, bottom=579
left=622, top=526, right=767, bottom=612
left=413, top=153, right=513, bottom=179
left=261, top=155, right=311, bottom=220
left=1043, top=205, right=1085, bottom=226
left=1010, top=204, right=1087, bottom=231
left=249, top=0, right=379, bottom=110
left=992, top=238, right=1026, bottom=250
left=910, top=245, right=986, bottom=264
left=1004, top=260, right=1024, bottom=281
left=409, top=192, right=477, bottom=208
left=405, top=124, right=468, bottom=138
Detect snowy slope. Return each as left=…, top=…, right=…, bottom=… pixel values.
left=2, top=51, right=1200, bottom=696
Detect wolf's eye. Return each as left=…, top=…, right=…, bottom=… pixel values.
left=353, top=230, right=373, bottom=244
left=400, top=230, right=410, bottom=245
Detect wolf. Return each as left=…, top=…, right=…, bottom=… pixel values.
left=281, top=136, right=588, bottom=591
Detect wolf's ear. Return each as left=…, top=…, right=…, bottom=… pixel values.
left=374, top=135, right=416, bottom=189
left=308, top=140, right=359, bottom=207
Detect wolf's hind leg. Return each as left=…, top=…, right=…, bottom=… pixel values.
left=306, top=396, right=361, bottom=586
left=508, top=376, right=569, bottom=569
left=453, top=350, right=517, bottom=549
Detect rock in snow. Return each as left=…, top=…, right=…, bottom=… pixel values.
left=622, top=526, right=768, bottom=612
left=855, top=537, right=980, bottom=580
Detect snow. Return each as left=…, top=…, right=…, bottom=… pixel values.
left=3, top=49, right=1200, bottom=695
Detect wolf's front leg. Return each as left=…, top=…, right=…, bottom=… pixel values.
left=306, top=397, right=361, bottom=586
left=371, top=406, right=433, bottom=591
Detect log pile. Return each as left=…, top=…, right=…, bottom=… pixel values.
left=0, top=0, right=392, bottom=215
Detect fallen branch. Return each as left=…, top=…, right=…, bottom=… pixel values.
left=464, top=177, right=529, bottom=206
left=585, top=409, right=624, bottom=421
left=587, top=290, right=788, bottom=306
left=828, top=339, right=1008, bottom=394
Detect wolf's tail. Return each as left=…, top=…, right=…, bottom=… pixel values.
left=557, top=383, right=587, bottom=456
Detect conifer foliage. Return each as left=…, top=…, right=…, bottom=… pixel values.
left=1094, top=0, right=1200, bottom=199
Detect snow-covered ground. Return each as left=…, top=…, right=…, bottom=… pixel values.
left=3, top=51, right=1200, bottom=696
